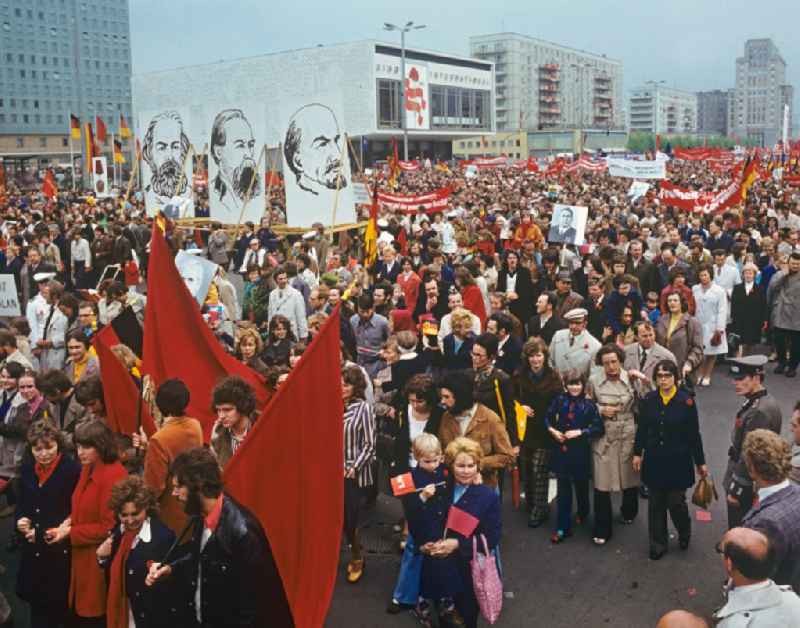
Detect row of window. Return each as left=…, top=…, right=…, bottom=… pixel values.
left=0, top=113, right=67, bottom=127
left=458, top=139, right=521, bottom=149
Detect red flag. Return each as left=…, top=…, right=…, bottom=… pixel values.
left=445, top=505, right=479, bottom=537
left=390, top=472, right=416, bottom=496
left=655, top=134, right=661, bottom=152
left=41, top=169, right=57, bottom=199
left=224, top=307, right=343, bottom=628
left=396, top=225, right=408, bottom=256
left=142, top=226, right=269, bottom=441
left=92, top=326, right=156, bottom=437
left=95, top=116, right=107, bottom=144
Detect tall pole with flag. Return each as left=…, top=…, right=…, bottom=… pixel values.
left=69, top=114, right=81, bottom=190
left=783, top=103, right=790, bottom=149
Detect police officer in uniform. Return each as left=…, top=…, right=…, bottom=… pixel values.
left=724, top=355, right=783, bottom=528
left=548, top=308, right=602, bottom=378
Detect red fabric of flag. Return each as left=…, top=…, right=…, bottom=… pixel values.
left=142, top=226, right=269, bottom=441
left=92, top=326, right=157, bottom=437
left=391, top=472, right=416, bottom=496
left=96, top=116, right=107, bottom=144
left=445, top=504, right=480, bottom=537
left=224, top=307, right=343, bottom=628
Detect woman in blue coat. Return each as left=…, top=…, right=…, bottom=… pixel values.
left=544, top=372, right=604, bottom=543
left=633, top=360, right=708, bottom=560
left=97, top=475, right=185, bottom=628
left=421, top=436, right=501, bottom=628
left=15, top=419, right=82, bottom=628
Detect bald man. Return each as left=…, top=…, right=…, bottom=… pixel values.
left=713, top=527, right=800, bottom=626
left=655, top=610, right=708, bottom=628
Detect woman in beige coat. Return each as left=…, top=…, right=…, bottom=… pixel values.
left=587, top=344, right=640, bottom=546
left=655, top=292, right=704, bottom=387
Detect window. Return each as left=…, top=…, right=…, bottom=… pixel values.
left=16, top=137, right=23, bottom=147
left=39, top=137, right=47, bottom=147
left=62, top=137, right=68, bottom=147
left=23, top=114, right=29, bottom=123
left=376, top=78, right=401, bottom=129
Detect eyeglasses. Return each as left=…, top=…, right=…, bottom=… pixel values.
left=655, top=373, right=674, bottom=379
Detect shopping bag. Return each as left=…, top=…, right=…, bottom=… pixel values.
left=471, top=534, right=503, bottom=624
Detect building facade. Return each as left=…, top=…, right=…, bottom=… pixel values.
left=0, top=0, right=133, bottom=172
left=628, top=85, right=698, bottom=135
left=730, top=38, right=793, bottom=146
left=133, top=40, right=495, bottom=166
left=469, top=32, right=624, bottom=134
left=697, top=90, right=729, bottom=137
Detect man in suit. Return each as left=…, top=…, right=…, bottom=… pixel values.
left=548, top=206, right=578, bottom=244
left=742, top=429, right=800, bottom=591
left=527, top=291, right=565, bottom=346
left=374, top=245, right=401, bottom=285
left=497, top=250, right=536, bottom=326
left=585, top=278, right=609, bottom=342
left=657, top=244, right=693, bottom=289
left=623, top=321, right=677, bottom=398
left=487, top=312, right=522, bottom=376
left=724, top=355, right=784, bottom=528
left=626, top=239, right=661, bottom=298
left=553, top=270, right=584, bottom=319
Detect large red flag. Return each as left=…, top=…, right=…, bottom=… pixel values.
left=41, top=169, right=57, bottom=200
left=95, top=116, right=107, bottom=144
left=224, top=307, right=343, bottom=628
left=142, top=226, right=269, bottom=441
left=92, top=325, right=157, bottom=437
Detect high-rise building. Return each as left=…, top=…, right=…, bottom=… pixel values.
left=469, top=33, right=624, bottom=133
left=0, top=0, right=133, bottom=170
left=730, top=38, right=793, bottom=146
left=628, top=85, right=697, bottom=135
left=697, top=90, right=729, bottom=137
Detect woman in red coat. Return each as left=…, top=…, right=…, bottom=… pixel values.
left=396, top=257, right=421, bottom=313
left=46, top=420, right=127, bottom=627
left=455, top=267, right=487, bottom=331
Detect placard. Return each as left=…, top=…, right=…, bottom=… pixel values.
left=547, top=204, right=588, bottom=245
left=607, top=158, right=666, bottom=180
left=0, top=275, right=21, bottom=316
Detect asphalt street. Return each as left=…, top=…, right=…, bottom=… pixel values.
left=324, top=366, right=800, bottom=628
left=0, top=364, right=795, bottom=628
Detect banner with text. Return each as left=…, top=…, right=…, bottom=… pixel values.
left=607, top=158, right=666, bottom=179
left=377, top=188, right=451, bottom=214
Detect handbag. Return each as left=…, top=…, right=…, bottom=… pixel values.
left=691, top=474, right=718, bottom=510
left=471, top=534, right=503, bottom=624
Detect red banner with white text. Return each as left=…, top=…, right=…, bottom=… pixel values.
left=377, top=187, right=451, bottom=214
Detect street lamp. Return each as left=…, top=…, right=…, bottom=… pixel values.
left=384, top=21, right=426, bottom=161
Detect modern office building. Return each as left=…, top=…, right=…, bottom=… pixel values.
left=729, top=39, right=793, bottom=146
left=697, top=90, right=730, bottom=137
left=133, top=40, right=495, bottom=166
left=0, top=0, right=133, bottom=174
left=468, top=32, right=624, bottom=134
left=628, top=85, right=698, bottom=135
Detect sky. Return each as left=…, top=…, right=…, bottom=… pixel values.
left=130, top=0, right=800, bottom=123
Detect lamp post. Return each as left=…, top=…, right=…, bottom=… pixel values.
left=384, top=21, right=426, bottom=161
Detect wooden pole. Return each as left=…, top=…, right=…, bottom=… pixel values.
left=328, top=134, right=348, bottom=242
left=122, top=154, right=140, bottom=206
left=180, top=143, right=207, bottom=220
left=347, top=134, right=364, bottom=174
left=231, top=143, right=268, bottom=240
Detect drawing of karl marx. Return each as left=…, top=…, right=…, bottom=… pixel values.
left=210, top=108, right=261, bottom=215
left=284, top=104, right=348, bottom=196
left=142, top=110, right=191, bottom=210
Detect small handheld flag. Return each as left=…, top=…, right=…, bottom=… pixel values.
left=445, top=505, right=480, bottom=538
left=390, top=472, right=416, bottom=496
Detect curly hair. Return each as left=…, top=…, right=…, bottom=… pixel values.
left=108, top=475, right=158, bottom=516
left=171, top=447, right=223, bottom=499
left=211, top=376, right=257, bottom=416
left=342, top=365, right=367, bottom=401
left=268, top=314, right=297, bottom=343
left=743, top=429, right=792, bottom=484
left=444, top=436, right=483, bottom=468
left=449, top=307, right=473, bottom=333
left=595, top=343, right=625, bottom=367
left=27, top=418, right=66, bottom=450
left=403, top=373, right=438, bottom=409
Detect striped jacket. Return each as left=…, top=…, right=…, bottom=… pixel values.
left=344, top=399, right=376, bottom=488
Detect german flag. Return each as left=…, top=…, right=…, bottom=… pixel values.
left=85, top=122, right=99, bottom=173
left=363, top=185, right=379, bottom=267
left=119, top=113, right=131, bottom=139
left=70, top=114, right=81, bottom=140
left=113, top=139, right=126, bottom=164
left=741, top=157, right=759, bottom=201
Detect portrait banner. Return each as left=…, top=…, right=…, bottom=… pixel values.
left=138, top=108, right=194, bottom=217
left=206, top=104, right=266, bottom=225
left=276, top=99, right=356, bottom=227
left=0, top=275, right=21, bottom=316
left=547, top=204, right=588, bottom=245
left=174, top=250, right=218, bottom=305
left=91, top=156, right=111, bottom=198
left=607, top=158, right=666, bottom=179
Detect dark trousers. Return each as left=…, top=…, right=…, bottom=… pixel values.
left=343, top=478, right=364, bottom=547
left=593, top=487, right=639, bottom=540
left=556, top=475, right=589, bottom=533
left=648, top=488, right=690, bottom=553
left=30, top=603, right=67, bottom=628
left=774, top=327, right=800, bottom=369
left=454, top=558, right=480, bottom=628
left=67, top=614, right=105, bottom=628
left=726, top=484, right=754, bottom=529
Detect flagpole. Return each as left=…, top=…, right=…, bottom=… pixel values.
left=111, top=131, right=117, bottom=190
left=231, top=143, right=267, bottom=231
left=68, top=115, right=76, bottom=191
left=329, top=134, right=348, bottom=241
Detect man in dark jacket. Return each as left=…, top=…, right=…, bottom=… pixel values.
left=496, top=250, right=536, bottom=327
left=626, top=239, right=661, bottom=298
left=146, top=448, right=293, bottom=627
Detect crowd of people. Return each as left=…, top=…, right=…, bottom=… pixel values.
left=0, top=150, right=798, bottom=626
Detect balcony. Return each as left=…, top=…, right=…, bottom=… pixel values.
left=594, top=75, right=611, bottom=83
left=539, top=84, right=558, bottom=93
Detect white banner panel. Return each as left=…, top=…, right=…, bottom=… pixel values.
left=138, top=109, right=194, bottom=216
left=607, top=158, right=666, bottom=179
left=206, top=104, right=266, bottom=225
left=0, top=275, right=21, bottom=316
